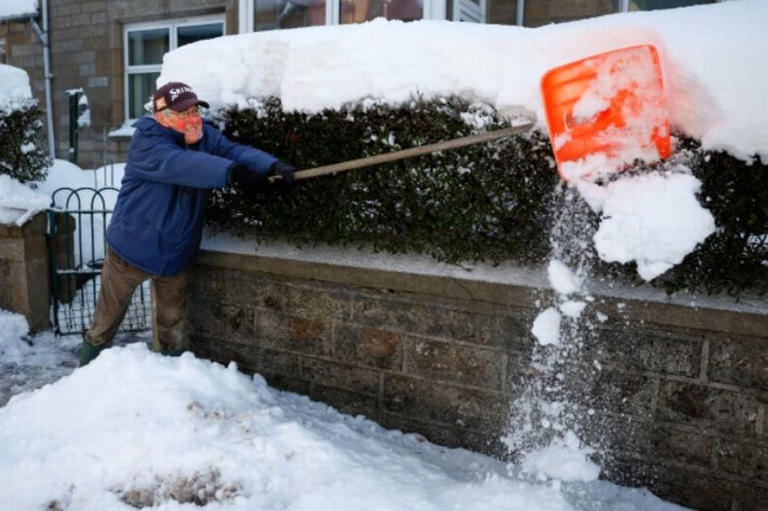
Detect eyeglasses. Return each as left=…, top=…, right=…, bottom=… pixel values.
left=172, top=106, right=201, bottom=119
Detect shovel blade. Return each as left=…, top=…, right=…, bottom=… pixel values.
left=541, top=44, right=671, bottom=181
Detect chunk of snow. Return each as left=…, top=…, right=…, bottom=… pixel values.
left=547, top=260, right=582, bottom=295
left=559, top=301, right=587, bottom=318
left=592, top=171, right=715, bottom=281
left=532, top=307, right=562, bottom=346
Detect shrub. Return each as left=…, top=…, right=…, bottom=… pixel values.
left=209, top=96, right=767, bottom=296
left=0, top=99, right=48, bottom=183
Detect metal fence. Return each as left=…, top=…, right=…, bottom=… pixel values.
left=47, top=186, right=151, bottom=336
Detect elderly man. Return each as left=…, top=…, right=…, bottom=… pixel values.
left=79, top=82, right=295, bottom=366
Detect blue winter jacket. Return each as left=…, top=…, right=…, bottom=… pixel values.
left=106, top=116, right=278, bottom=276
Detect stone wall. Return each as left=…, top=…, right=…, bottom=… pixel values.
left=0, top=213, right=50, bottom=332
left=185, top=248, right=768, bottom=511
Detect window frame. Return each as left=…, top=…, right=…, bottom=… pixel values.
left=123, top=15, right=226, bottom=122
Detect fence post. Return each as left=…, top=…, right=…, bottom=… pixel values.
left=0, top=212, right=51, bottom=333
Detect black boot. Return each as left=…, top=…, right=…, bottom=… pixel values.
left=79, top=341, right=109, bottom=366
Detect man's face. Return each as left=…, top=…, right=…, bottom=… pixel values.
left=155, top=106, right=203, bottom=145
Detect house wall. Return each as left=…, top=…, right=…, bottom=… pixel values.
left=2, top=0, right=238, bottom=170
left=185, top=248, right=768, bottom=511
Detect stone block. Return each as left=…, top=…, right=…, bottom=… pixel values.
left=591, top=327, right=703, bottom=378
left=252, top=311, right=334, bottom=358
left=79, top=63, right=95, bottom=76
left=382, top=374, right=507, bottom=432
left=709, top=335, right=768, bottom=391
left=226, top=270, right=351, bottom=323
left=335, top=323, right=403, bottom=370
left=301, top=356, right=380, bottom=396
left=580, top=369, right=657, bottom=416
left=715, top=438, right=768, bottom=482
left=403, top=336, right=505, bottom=390
left=378, top=412, right=507, bottom=457
left=650, top=426, right=714, bottom=469
left=310, top=385, right=379, bottom=419
left=351, top=294, right=514, bottom=346
left=87, top=76, right=108, bottom=88
left=658, top=381, right=759, bottom=435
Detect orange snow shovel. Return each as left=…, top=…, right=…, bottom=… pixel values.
left=541, top=44, right=671, bottom=181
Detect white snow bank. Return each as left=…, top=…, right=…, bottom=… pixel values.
left=0, top=343, right=687, bottom=510
left=0, top=63, right=32, bottom=109
left=160, top=1, right=768, bottom=161
left=547, top=260, right=583, bottom=295
left=0, top=174, right=49, bottom=225
left=585, top=171, right=715, bottom=281
left=0, top=0, right=37, bottom=22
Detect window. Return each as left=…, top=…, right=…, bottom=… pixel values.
left=340, top=0, right=424, bottom=23
left=0, top=37, right=5, bottom=64
left=622, top=0, right=716, bottom=10
left=124, top=16, right=224, bottom=120
left=254, top=0, right=327, bottom=30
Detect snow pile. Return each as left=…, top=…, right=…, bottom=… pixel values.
left=160, top=1, right=767, bottom=162
left=0, top=310, right=31, bottom=364
left=0, top=343, right=686, bottom=510
left=0, top=0, right=37, bottom=22
left=0, top=63, right=32, bottom=109
left=0, top=174, right=49, bottom=225
left=521, top=431, right=600, bottom=483
left=580, top=171, right=716, bottom=280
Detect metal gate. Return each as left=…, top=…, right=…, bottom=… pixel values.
left=46, top=186, right=151, bottom=336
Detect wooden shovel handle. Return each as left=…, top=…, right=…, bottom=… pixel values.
left=269, top=123, right=534, bottom=182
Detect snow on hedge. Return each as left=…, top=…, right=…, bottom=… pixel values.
left=0, top=63, right=32, bottom=110
left=160, top=0, right=767, bottom=162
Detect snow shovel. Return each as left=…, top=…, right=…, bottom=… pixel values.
left=540, top=44, right=671, bottom=181
left=268, top=122, right=534, bottom=183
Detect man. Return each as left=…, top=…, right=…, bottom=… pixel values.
left=79, top=82, right=295, bottom=366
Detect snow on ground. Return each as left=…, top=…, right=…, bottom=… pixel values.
left=160, top=1, right=767, bottom=162
left=0, top=316, right=686, bottom=511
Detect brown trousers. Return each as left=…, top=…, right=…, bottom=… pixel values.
left=85, top=248, right=189, bottom=352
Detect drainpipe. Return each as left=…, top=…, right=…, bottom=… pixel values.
left=29, top=0, right=55, bottom=163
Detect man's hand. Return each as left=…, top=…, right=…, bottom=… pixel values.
left=268, top=161, right=297, bottom=193
left=228, top=163, right=269, bottom=194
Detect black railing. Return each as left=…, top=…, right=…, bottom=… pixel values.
left=46, top=187, right=150, bottom=336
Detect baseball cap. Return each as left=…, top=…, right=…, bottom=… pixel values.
left=153, top=82, right=210, bottom=113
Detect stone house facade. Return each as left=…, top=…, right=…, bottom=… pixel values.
left=1, top=0, right=716, bottom=169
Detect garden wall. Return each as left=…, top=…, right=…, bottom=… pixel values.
left=185, top=247, right=768, bottom=511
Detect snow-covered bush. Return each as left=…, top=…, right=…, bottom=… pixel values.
left=209, top=96, right=767, bottom=295
left=0, top=101, right=48, bottom=183
left=0, top=63, right=48, bottom=183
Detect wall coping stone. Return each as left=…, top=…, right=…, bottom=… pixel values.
left=198, top=234, right=768, bottom=339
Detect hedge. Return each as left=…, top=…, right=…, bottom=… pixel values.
left=0, top=99, right=48, bottom=183
left=208, top=96, right=767, bottom=296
